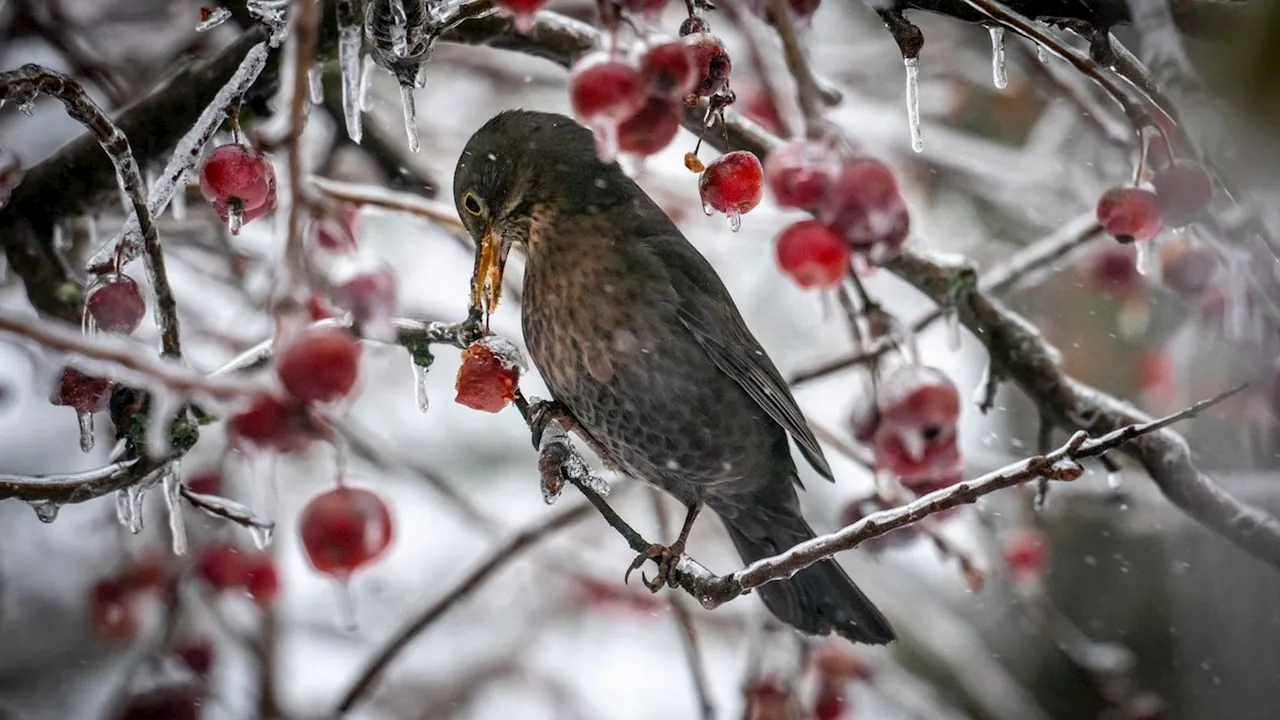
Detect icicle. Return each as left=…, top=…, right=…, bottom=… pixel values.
left=359, top=55, right=376, bottom=112
left=170, top=175, right=187, bottom=220
left=163, top=466, right=187, bottom=556
left=972, top=362, right=991, bottom=406
left=115, top=489, right=133, bottom=529
left=307, top=66, right=325, bottom=105
left=1106, top=469, right=1123, bottom=489
left=1037, top=43, right=1049, bottom=64
left=249, top=524, right=275, bottom=550
left=946, top=307, right=962, bottom=350
left=702, top=202, right=715, bottom=217
left=77, top=411, right=95, bottom=453
left=411, top=358, right=430, bottom=413
left=989, top=27, right=1007, bottom=90
left=18, top=101, right=33, bottom=117
left=1134, top=241, right=1152, bottom=276
left=727, top=211, right=742, bottom=233
left=340, top=25, right=365, bottom=142
left=903, top=57, right=923, bottom=153
left=399, top=83, right=419, bottom=153
left=125, top=484, right=146, bottom=533
left=227, top=200, right=244, bottom=235
left=195, top=6, right=233, bottom=32
left=334, top=578, right=358, bottom=631
left=29, top=501, right=59, bottom=524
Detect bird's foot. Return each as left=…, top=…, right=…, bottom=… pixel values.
left=529, top=399, right=619, bottom=471
left=624, top=539, right=686, bottom=593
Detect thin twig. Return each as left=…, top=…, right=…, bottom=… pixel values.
left=334, top=497, right=596, bottom=712
left=764, top=0, right=823, bottom=139
left=181, top=486, right=275, bottom=533
left=651, top=491, right=715, bottom=720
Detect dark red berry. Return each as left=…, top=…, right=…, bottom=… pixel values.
left=823, top=158, right=910, bottom=256
left=618, top=96, right=683, bottom=157
left=199, top=143, right=277, bottom=234
left=814, top=681, right=845, bottom=720
left=765, top=140, right=835, bottom=210
left=300, top=486, right=394, bottom=577
left=683, top=33, right=732, bottom=97
left=1096, top=187, right=1162, bottom=242
left=789, top=0, right=822, bottom=18
left=775, top=221, right=849, bottom=289
left=174, top=640, right=215, bottom=679
left=699, top=151, right=764, bottom=216
left=277, top=327, right=362, bottom=404
left=1151, top=161, right=1212, bottom=227
left=87, top=274, right=147, bottom=335
left=196, top=543, right=246, bottom=590
left=640, top=40, right=696, bottom=98
left=1088, top=247, right=1142, bottom=296
left=1002, top=528, right=1048, bottom=581
left=226, top=394, right=317, bottom=452
left=877, top=364, right=959, bottom=430
left=307, top=295, right=337, bottom=321
left=330, top=263, right=398, bottom=326
left=570, top=54, right=650, bottom=127
left=52, top=367, right=113, bottom=413
left=455, top=342, right=521, bottom=413
left=243, top=556, right=280, bottom=607
left=115, top=688, right=200, bottom=720
left=185, top=469, right=223, bottom=496
left=89, top=579, right=137, bottom=641
left=743, top=679, right=789, bottom=720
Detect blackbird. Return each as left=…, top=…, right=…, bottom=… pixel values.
left=453, top=110, right=894, bottom=645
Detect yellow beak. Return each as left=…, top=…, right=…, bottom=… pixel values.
left=469, top=225, right=507, bottom=319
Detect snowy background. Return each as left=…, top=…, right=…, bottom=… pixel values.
left=1, top=0, right=1280, bottom=718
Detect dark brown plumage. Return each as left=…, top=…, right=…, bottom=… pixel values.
left=453, top=110, right=893, bottom=645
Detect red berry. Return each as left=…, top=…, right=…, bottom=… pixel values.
left=87, top=274, right=147, bottom=335
left=873, top=364, right=962, bottom=485
left=618, top=96, right=683, bottom=157
left=315, top=217, right=356, bottom=252
left=307, top=295, right=338, bottom=321
left=640, top=40, right=696, bottom=98
left=1096, top=187, right=1162, bottom=242
left=877, top=364, right=960, bottom=429
left=700, top=151, right=764, bottom=216
left=116, top=688, right=201, bottom=720
left=775, top=221, right=849, bottom=289
left=330, top=262, right=399, bottom=326
left=455, top=340, right=521, bottom=413
left=185, top=469, right=223, bottom=496
left=300, top=486, right=394, bottom=577
left=570, top=54, right=650, bottom=128
left=196, top=543, right=246, bottom=590
left=743, top=679, right=789, bottom=720
left=122, top=555, right=168, bottom=592
left=243, top=555, right=280, bottom=607
left=1151, top=161, right=1212, bottom=227
left=277, top=327, right=362, bottom=404
left=1088, top=247, right=1142, bottom=296
left=766, top=141, right=835, bottom=210
left=789, top=0, right=822, bottom=18
left=814, top=681, right=846, bottom=720
left=199, top=143, right=277, bottom=234
left=226, top=394, right=317, bottom=452
left=1160, top=242, right=1216, bottom=297
left=822, top=158, right=909, bottom=257
left=174, top=640, right=215, bottom=679
left=52, top=367, right=113, bottom=413
left=740, top=89, right=782, bottom=134
left=683, top=33, right=732, bottom=97
left=1001, top=528, right=1048, bottom=581
left=89, top=579, right=137, bottom=641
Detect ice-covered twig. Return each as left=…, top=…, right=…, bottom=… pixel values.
left=181, top=485, right=276, bottom=533
left=279, top=0, right=324, bottom=330
left=309, top=176, right=464, bottom=231
left=0, top=65, right=182, bottom=359
left=765, top=0, right=825, bottom=139
left=0, top=460, right=138, bottom=503
left=334, top=496, right=595, bottom=712
left=0, top=310, right=260, bottom=402
left=790, top=212, right=1102, bottom=385
left=715, top=0, right=797, bottom=139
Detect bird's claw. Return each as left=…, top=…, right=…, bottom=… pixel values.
left=529, top=399, right=570, bottom=450
left=624, top=541, right=685, bottom=593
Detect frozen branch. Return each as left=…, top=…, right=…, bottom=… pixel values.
left=0, top=64, right=182, bottom=358
left=181, top=485, right=275, bottom=534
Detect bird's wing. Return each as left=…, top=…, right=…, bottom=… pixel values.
left=636, top=233, right=835, bottom=482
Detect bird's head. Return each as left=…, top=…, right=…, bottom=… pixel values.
left=453, top=109, right=647, bottom=317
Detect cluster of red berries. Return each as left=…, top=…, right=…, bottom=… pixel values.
left=764, top=143, right=911, bottom=288
left=199, top=143, right=277, bottom=236
left=455, top=336, right=524, bottom=413
left=569, top=25, right=730, bottom=163
left=196, top=542, right=279, bottom=606
left=1095, top=160, right=1212, bottom=243
left=852, top=363, right=962, bottom=488
left=227, top=326, right=361, bottom=452
left=88, top=556, right=168, bottom=642
left=742, top=641, right=868, bottom=720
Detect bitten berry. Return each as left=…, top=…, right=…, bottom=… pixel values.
left=1151, top=161, right=1212, bottom=227
left=683, top=33, right=732, bottom=98
left=300, top=486, right=394, bottom=577
left=765, top=140, right=835, bottom=210
left=775, top=221, right=849, bottom=289
left=455, top=339, right=522, bottom=413
left=699, top=151, right=764, bottom=219
left=1096, top=187, right=1162, bottom=242
left=87, top=274, right=147, bottom=335
left=52, top=368, right=113, bottom=413
left=277, top=327, right=362, bottom=404
left=199, top=143, right=277, bottom=234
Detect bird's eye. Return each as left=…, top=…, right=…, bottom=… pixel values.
left=463, top=191, right=485, bottom=217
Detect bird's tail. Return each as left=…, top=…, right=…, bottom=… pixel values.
left=720, top=507, right=895, bottom=645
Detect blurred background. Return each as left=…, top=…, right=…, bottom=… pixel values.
left=1, top=0, right=1279, bottom=718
